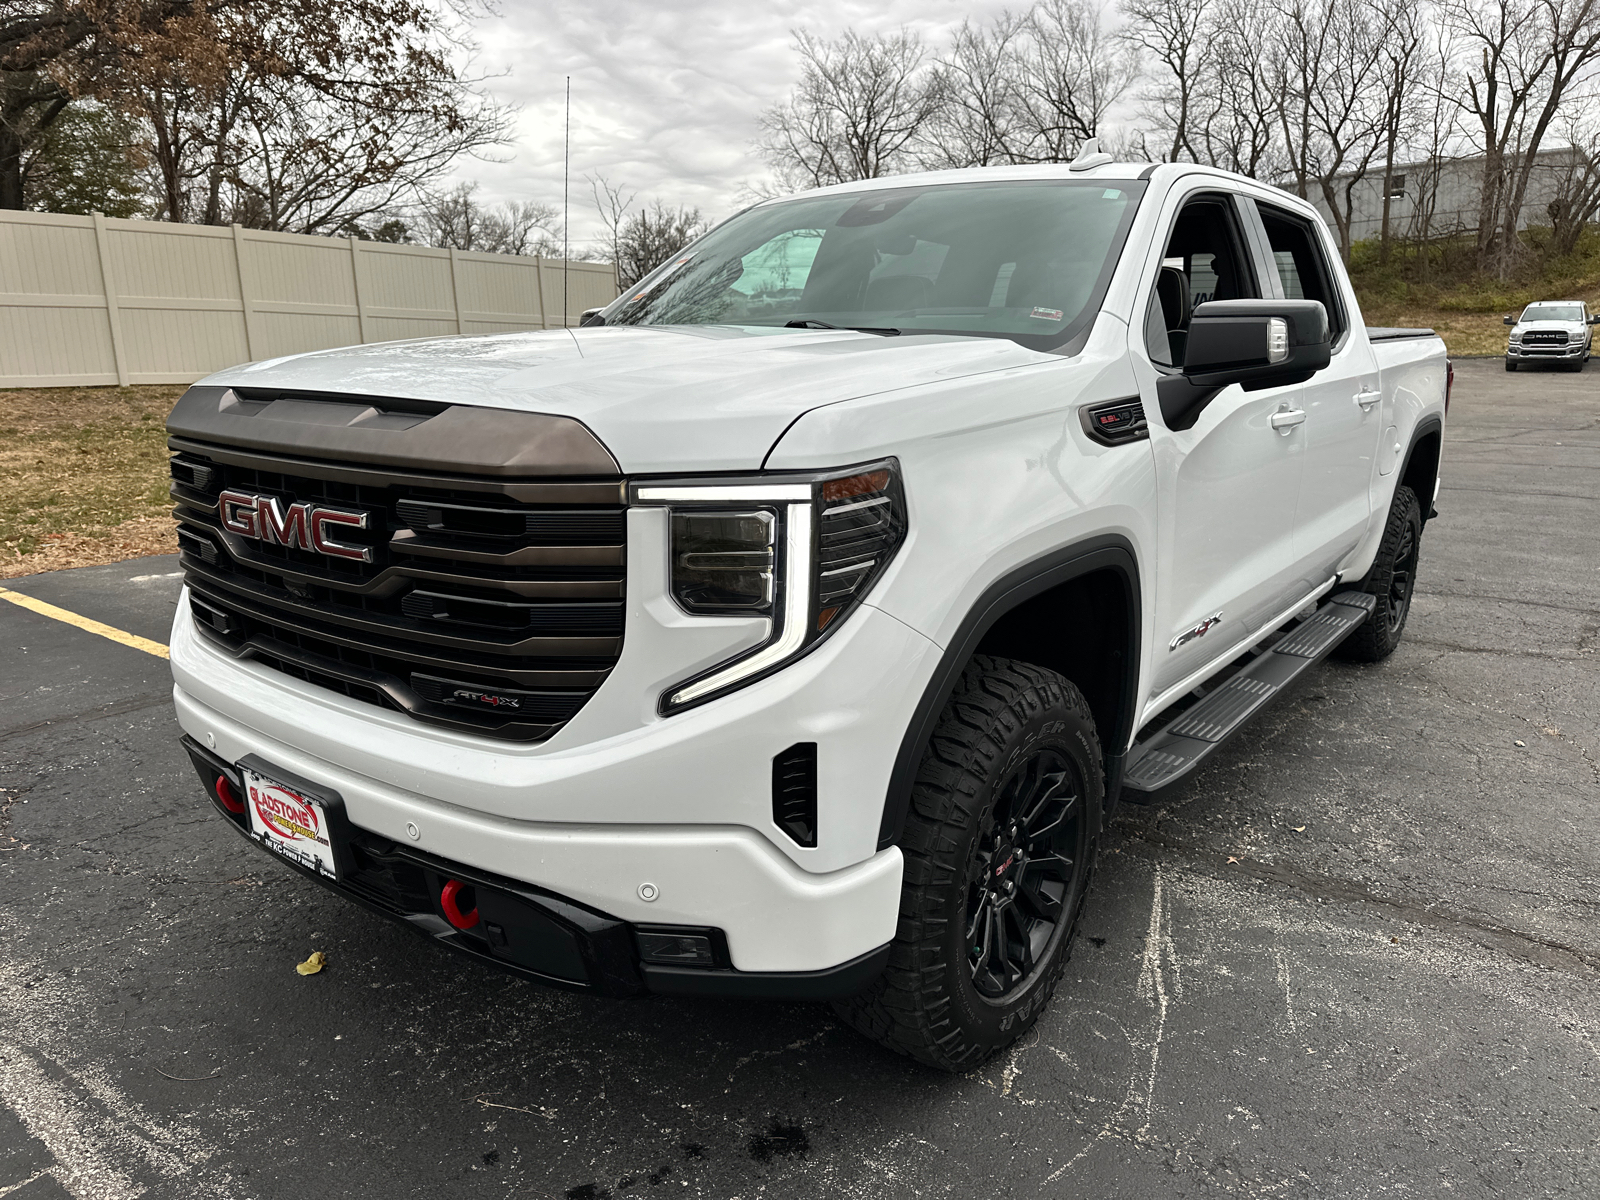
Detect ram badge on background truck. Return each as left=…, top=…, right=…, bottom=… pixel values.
left=167, top=155, right=1448, bottom=1071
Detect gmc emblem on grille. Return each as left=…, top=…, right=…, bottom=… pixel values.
left=217, top=490, right=373, bottom=562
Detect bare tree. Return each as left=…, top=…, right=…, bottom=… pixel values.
left=615, top=201, right=707, bottom=290
left=1270, top=0, right=1389, bottom=260
left=1543, top=119, right=1600, bottom=257
left=919, top=16, right=1032, bottom=168
left=1193, top=0, right=1284, bottom=177
left=1370, top=0, right=1429, bottom=260
left=757, top=29, right=944, bottom=188
left=1014, top=0, right=1139, bottom=161
left=589, top=173, right=637, bottom=276
left=1445, top=0, right=1600, bottom=274
left=1121, top=0, right=1215, bottom=162
left=1398, top=27, right=1464, bottom=279
left=418, top=183, right=563, bottom=256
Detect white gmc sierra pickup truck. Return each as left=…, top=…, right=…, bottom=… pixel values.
left=168, top=158, right=1448, bottom=1071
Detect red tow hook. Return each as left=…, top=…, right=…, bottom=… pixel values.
left=215, top=775, right=245, bottom=815
left=440, top=879, right=480, bottom=930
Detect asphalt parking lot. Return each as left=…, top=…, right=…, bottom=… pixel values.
left=1, top=356, right=1597, bottom=1199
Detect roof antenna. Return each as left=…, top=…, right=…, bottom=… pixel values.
left=1069, top=136, right=1114, bottom=172
left=563, top=75, right=571, bottom=329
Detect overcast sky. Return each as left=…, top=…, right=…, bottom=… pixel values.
left=452, top=0, right=1017, bottom=248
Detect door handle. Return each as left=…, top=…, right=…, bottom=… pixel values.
left=1355, top=388, right=1382, bottom=409
left=1269, top=408, right=1307, bottom=430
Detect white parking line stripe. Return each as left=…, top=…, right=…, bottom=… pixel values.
left=0, top=1171, right=53, bottom=1198
left=0, top=1046, right=144, bottom=1200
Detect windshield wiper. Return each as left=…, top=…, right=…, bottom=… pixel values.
left=783, top=318, right=900, bottom=336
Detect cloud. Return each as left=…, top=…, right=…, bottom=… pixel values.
left=450, top=0, right=1017, bottom=248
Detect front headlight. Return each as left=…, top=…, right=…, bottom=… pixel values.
left=632, top=459, right=907, bottom=712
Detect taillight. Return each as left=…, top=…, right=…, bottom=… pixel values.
left=1445, top=359, right=1453, bottom=416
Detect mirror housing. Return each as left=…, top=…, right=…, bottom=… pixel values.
left=1588, top=314, right=1600, bottom=325
left=1503, top=315, right=1517, bottom=326
left=1182, top=299, right=1331, bottom=391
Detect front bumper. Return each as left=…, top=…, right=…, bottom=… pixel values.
left=1507, top=343, right=1585, bottom=359
left=170, top=585, right=921, bottom=976
left=182, top=734, right=895, bottom=997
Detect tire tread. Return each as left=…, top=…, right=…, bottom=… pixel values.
left=834, top=655, right=1099, bottom=1071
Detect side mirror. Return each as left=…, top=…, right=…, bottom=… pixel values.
left=1503, top=315, right=1516, bottom=326
left=1588, top=315, right=1600, bottom=325
left=1182, top=300, right=1331, bottom=391
left=578, top=307, right=606, bottom=328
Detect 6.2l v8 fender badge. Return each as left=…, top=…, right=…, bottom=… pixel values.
left=1170, top=612, right=1223, bottom=651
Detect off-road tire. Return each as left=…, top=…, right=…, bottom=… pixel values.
left=833, top=655, right=1102, bottom=1072
left=1505, top=358, right=1517, bottom=371
left=1335, top=485, right=1423, bottom=663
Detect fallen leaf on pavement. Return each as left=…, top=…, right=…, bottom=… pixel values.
left=296, top=951, right=327, bottom=976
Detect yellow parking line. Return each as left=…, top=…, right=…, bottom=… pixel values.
left=0, top=586, right=169, bottom=659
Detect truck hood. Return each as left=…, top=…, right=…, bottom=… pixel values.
left=1515, top=320, right=1584, bottom=333
left=204, top=325, right=1052, bottom=473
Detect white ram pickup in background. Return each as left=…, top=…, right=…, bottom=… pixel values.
left=166, top=157, right=1448, bottom=1071
left=1503, top=299, right=1597, bottom=371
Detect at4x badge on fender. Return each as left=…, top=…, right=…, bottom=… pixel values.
left=1170, top=612, right=1223, bottom=651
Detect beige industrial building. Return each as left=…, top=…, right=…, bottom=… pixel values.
left=1298, top=146, right=1587, bottom=245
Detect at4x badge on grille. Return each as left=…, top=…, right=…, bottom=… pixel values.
left=218, top=490, right=373, bottom=562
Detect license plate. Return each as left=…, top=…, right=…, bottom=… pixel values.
left=242, top=766, right=338, bottom=880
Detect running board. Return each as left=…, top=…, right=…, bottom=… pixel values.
left=1120, top=590, right=1377, bottom=801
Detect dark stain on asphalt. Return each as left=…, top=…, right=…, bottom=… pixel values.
left=748, top=1120, right=809, bottom=1162
left=564, top=1185, right=610, bottom=1200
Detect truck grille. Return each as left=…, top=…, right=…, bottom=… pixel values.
left=170, top=438, right=626, bottom=741
left=1521, top=330, right=1569, bottom=345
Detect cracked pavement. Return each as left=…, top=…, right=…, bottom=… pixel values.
left=1, top=357, right=1597, bottom=1198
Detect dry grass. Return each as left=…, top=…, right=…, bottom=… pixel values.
left=1354, top=306, right=1514, bottom=358
left=1348, top=228, right=1600, bottom=358
left=0, top=385, right=184, bottom=578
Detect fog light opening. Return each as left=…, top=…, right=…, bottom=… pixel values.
left=636, top=929, right=718, bottom=967
left=440, top=879, right=480, bottom=930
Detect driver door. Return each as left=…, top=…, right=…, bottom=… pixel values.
left=1132, top=192, right=1310, bottom=707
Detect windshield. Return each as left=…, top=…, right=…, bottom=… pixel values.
left=602, top=179, right=1146, bottom=352
left=1522, top=303, right=1584, bottom=322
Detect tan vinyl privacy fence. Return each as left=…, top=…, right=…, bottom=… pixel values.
left=0, top=209, right=618, bottom=389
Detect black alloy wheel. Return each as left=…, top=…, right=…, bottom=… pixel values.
left=965, top=748, right=1087, bottom=999
left=1335, top=484, right=1423, bottom=662
left=833, top=656, right=1103, bottom=1071
left=1385, top=517, right=1418, bottom=635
